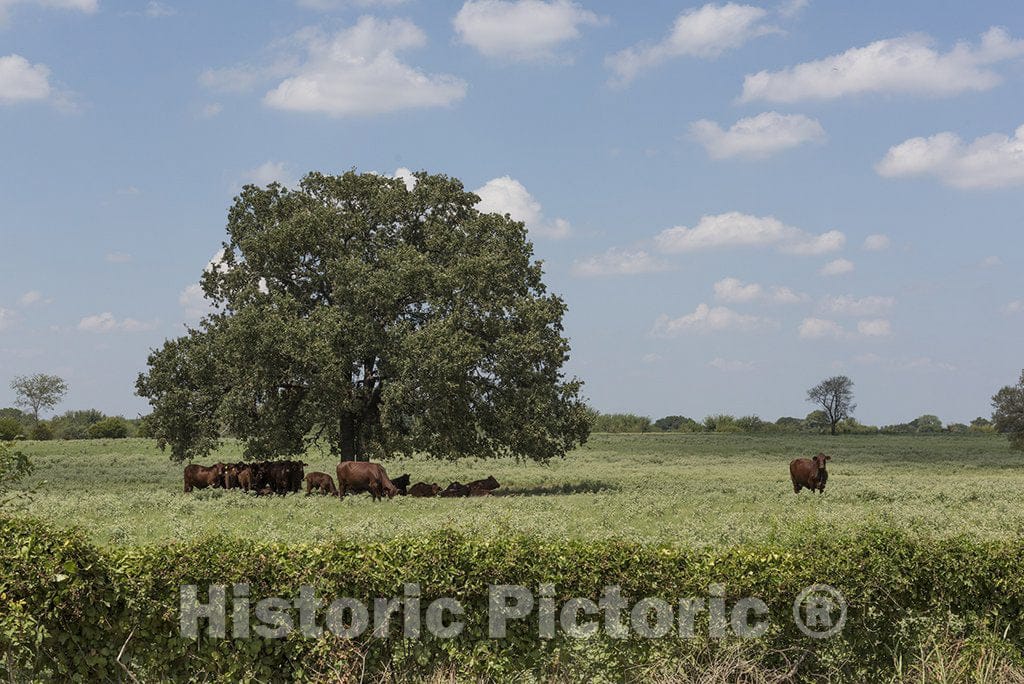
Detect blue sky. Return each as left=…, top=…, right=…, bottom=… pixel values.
left=1, top=0, right=1023, bottom=426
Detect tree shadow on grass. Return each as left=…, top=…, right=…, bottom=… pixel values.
left=494, top=480, right=619, bottom=497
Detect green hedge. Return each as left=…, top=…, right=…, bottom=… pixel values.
left=2, top=516, right=1023, bottom=681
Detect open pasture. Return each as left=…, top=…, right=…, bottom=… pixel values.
left=12, top=432, right=1022, bottom=547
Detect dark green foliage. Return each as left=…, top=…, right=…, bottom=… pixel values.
left=993, top=371, right=1024, bottom=449
left=29, top=421, right=53, bottom=441
left=137, top=170, right=589, bottom=463
left=50, top=410, right=105, bottom=440
left=702, top=414, right=739, bottom=432
left=590, top=413, right=652, bottom=433
left=653, top=415, right=701, bottom=432
left=0, top=443, right=32, bottom=495
left=0, top=417, right=21, bottom=441
left=86, top=417, right=130, bottom=440
left=4, top=516, right=1024, bottom=681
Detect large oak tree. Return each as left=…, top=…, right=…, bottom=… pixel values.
left=137, top=170, right=590, bottom=462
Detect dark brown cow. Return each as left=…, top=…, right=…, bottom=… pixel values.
left=391, top=473, right=411, bottom=495
left=305, top=471, right=339, bottom=496
left=336, top=462, right=398, bottom=501
left=790, top=453, right=831, bottom=494
left=439, top=481, right=470, bottom=498
left=183, top=463, right=226, bottom=493
left=467, top=476, right=500, bottom=494
left=409, top=482, right=441, bottom=497
left=223, top=463, right=244, bottom=489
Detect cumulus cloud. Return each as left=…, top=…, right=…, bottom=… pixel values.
left=179, top=250, right=232, bottom=320
left=18, top=290, right=49, bottom=306
left=654, top=212, right=844, bottom=256
left=474, top=176, right=571, bottom=239
left=297, top=0, right=408, bottom=8
left=454, top=0, right=605, bottom=62
left=203, top=18, right=467, bottom=116
left=855, top=354, right=957, bottom=373
left=690, top=112, right=825, bottom=159
left=741, top=28, right=1024, bottom=103
left=819, top=258, right=854, bottom=276
left=0, top=54, right=59, bottom=105
left=105, top=252, right=133, bottom=263
left=1005, top=301, right=1024, bottom=315
left=392, top=167, right=416, bottom=190
left=863, top=234, right=890, bottom=251
left=798, top=317, right=844, bottom=339
left=713, top=277, right=807, bottom=304
left=708, top=357, right=756, bottom=372
left=980, top=256, right=1002, bottom=269
left=652, top=303, right=775, bottom=336
left=240, top=161, right=298, bottom=188
left=821, top=295, right=895, bottom=317
left=606, top=3, right=776, bottom=86
left=571, top=248, right=669, bottom=277
left=857, top=318, right=892, bottom=337
left=0, top=307, right=16, bottom=330
left=876, top=123, right=1024, bottom=189
left=78, top=312, right=158, bottom=333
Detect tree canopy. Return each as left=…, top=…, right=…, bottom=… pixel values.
left=137, top=170, right=590, bottom=462
left=807, top=376, right=856, bottom=436
left=992, top=370, right=1024, bottom=450
left=10, top=374, right=67, bottom=422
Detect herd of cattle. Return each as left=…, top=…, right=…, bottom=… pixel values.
left=183, top=460, right=501, bottom=500
left=183, top=452, right=831, bottom=499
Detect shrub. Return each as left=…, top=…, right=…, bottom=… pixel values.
left=29, top=421, right=53, bottom=441
left=87, top=417, right=130, bottom=439
left=702, top=414, right=739, bottom=432
left=0, top=417, right=22, bottom=441
left=591, top=413, right=652, bottom=433
left=653, top=415, right=701, bottom=432
left=51, top=409, right=105, bottom=440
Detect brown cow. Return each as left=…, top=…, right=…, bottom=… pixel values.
left=305, top=471, right=339, bottom=496
left=467, top=476, right=500, bottom=494
left=790, top=453, right=831, bottom=494
left=409, top=482, right=441, bottom=497
left=336, top=462, right=398, bottom=501
left=183, top=463, right=226, bottom=493
left=391, top=473, right=411, bottom=495
left=439, top=481, right=470, bottom=498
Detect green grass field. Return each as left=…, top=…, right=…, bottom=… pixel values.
left=9, top=432, right=1021, bottom=547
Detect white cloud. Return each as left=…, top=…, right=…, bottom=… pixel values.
left=641, top=353, right=662, bottom=364
left=571, top=248, right=669, bottom=277
left=203, top=18, right=466, bottom=116
left=474, top=176, right=571, bottom=239
left=240, top=161, right=298, bottom=188
left=454, top=0, right=605, bottom=62
left=393, top=167, right=416, bottom=190
left=18, top=290, right=48, bottom=306
left=708, top=357, right=756, bottom=372
left=799, top=317, right=845, bottom=339
left=713, top=277, right=807, bottom=304
left=78, top=312, right=158, bottom=333
left=199, top=102, right=223, bottom=118
left=105, top=252, right=133, bottom=263
left=741, top=28, right=1024, bottom=103
left=606, top=3, right=776, bottom=86
left=1005, top=301, right=1024, bottom=315
left=980, top=256, right=1002, bottom=269
left=777, top=0, right=808, bottom=19
left=857, top=318, right=892, bottom=337
left=690, top=112, right=825, bottom=159
left=652, top=303, right=774, bottom=336
left=144, top=1, right=175, bottom=17
left=0, top=0, right=96, bottom=23
left=876, top=123, right=1024, bottom=189
left=863, top=234, right=890, bottom=251
left=819, top=258, right=854, bottom=276
left=855, top=354, right=956, bottom=373
left=179, top=284, right=209, bottom=320
left=0, top=54, right=55, bottom=105
left=0, top=308, right=15, bottom=330
left=821, top=295, right=895, bottom=317
left=654, top=212, right=844, bottom=256
left=297, top=0, right=408, bottom=8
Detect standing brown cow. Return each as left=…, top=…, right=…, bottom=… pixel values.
left=336, top=462, right=399, bottom=501
left=305, top=472, right=339, bottom=496
left=789, top=453, right=831, bottom=494
left=183, top=463, right=226, bottom=493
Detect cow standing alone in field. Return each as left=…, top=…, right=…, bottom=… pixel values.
left=790, top=453, right=831, bottom=494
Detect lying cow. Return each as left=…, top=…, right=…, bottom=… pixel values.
left=409, top=482, right=441, bottom=497
left=439, top=481, right=470, bottom=498
left=467, top=476, right=500, bottom=496
left=183, top=462, right=225, bottom=493
left=789, top=453, right=831, bottom=494
left=305, top=471, right=339, bottom=496
left=336, top=462, right=399, bottom=501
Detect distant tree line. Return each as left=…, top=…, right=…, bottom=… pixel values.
left=0, top=408, right=143, bottom=441
left=588, top=410, right=997, bottom=436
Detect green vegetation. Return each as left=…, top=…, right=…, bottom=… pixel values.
left=9, top=433, right=1023, bottom=548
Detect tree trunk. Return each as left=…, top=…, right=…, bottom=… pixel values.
left=339, top=413, right=358, bottom=462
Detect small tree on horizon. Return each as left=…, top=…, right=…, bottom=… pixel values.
left=992, top=370, right=1024, bottom=450
left=807, top=376, right=856, bottom=436
left=10, top=374, right=68, bottom=423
